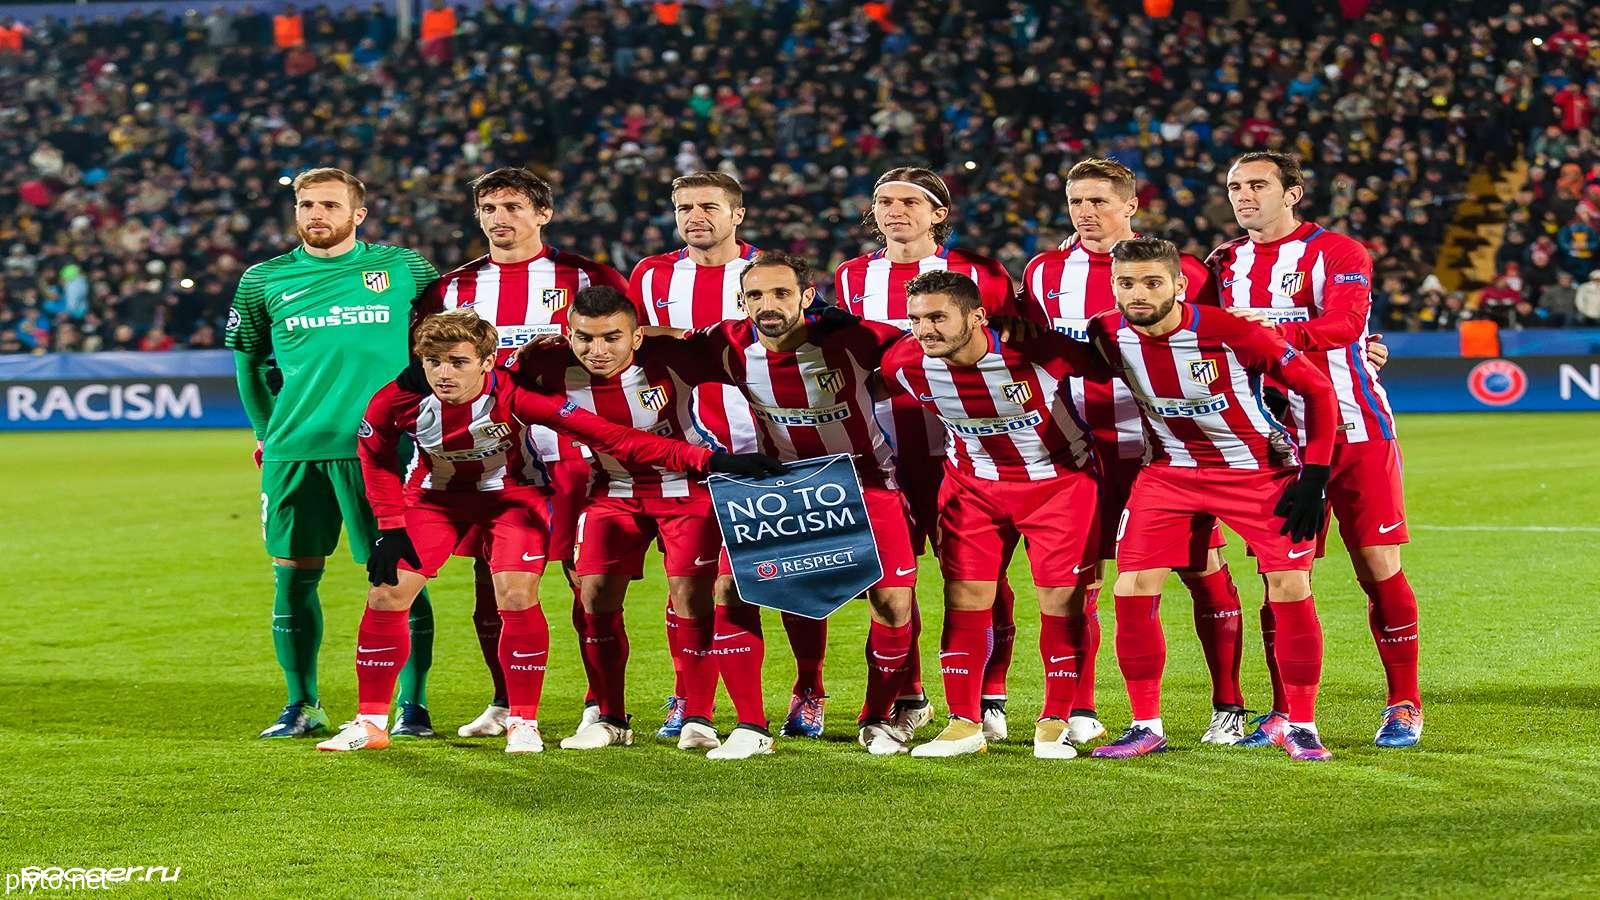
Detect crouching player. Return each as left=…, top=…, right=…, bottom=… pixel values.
left=315, top=310, right=782, bottom=753
left=1085, top=238, right=1339, bottom=762
left=878, top=271, right=1104, bottom=759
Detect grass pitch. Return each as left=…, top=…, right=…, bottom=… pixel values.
left=3, top=414, right=1599, bottom=897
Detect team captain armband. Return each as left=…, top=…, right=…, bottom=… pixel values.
left=1137, top=394, right=1230, bottom=417
left=1333, top=273, right=1370, bottom=286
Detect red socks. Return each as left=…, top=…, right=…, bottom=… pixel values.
left=904, top=599, right=926, bottom=700
left=1182, top=565, right=1245, bottom=708
left=1112, top=594, right=1165, bottom=720
left=1259, top=601, right=1290, bottom=714
left=1068, top=593, right=1101, bottom=714
left=571, top=590, right=597, bottom=707
left=499, top=606, right=550, bottom=720
left=1269, top=596, right=1324, bottom=723
left=714, top=604, right=767, bottom=728
left=471, top=567, right=507, bottom=708
left=355, top=607, right=411, bottom=717
left=939, top=608, right=993, bottom=721
left=579, top=610, right=629, bottom=721
left=781, top=611, right=827, bottom=697
left=1362, top=571, right=1421, bottom=708
left=1038, top=613, right=1079, bottom=720
left=983, top=578, right=1017, bottom=701
left=862, top=620, right=915, bottom=723
left=665, top=603, right=689, bottom=698
left=678, top=614, right=717, bottom=721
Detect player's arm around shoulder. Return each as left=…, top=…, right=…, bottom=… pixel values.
left=356, top=383, right=412, bottom=528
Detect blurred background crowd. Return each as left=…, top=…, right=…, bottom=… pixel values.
left=2, top=0, right=1599, bottom=353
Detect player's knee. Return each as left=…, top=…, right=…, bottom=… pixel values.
left=1114, top=569, right=1167, bottom=596
left=867, top=587, right=914, bottom=625
left=496, top=587, right=538, bottom=611
left=944, top=580, right=996, bottom=611
left=1354, top=544, right=1402, bottom=582
left=366, top=584, right=410, bottom=610
left=274, top=556, right=326, bottom=570
left=1263, top=570, right=1312, bottom=601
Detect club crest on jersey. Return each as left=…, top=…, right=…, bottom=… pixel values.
left=540, top=288, right=568, bottom=311
left=479, top=422, right=512, bottom=440
left=1188, top=359, right=1219, bottom=386
left=637, top=386, right=668, bottom=412
left=1278, top=271, right=1305, bottom=295
left=813, top=368, right=844, bottom=395
left=1000, top=380, right=1033, bottom=405
left=363, top=271, right=390, bottom=293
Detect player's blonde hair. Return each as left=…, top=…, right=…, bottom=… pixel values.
left=1067, top=157, right=1137, bottom=200
left=291, top=167, right=366, bottom=207
left=412, top=310, right=498, bottom=360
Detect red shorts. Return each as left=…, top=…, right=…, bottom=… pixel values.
left=545, top=459, right=592, bottom=563
left=894, top=452, right=945, bottom=556
left=574, top=493, right=722, bottom=579
left=1325, top=438, right=1409, bottom=550
left=717, top=485, right=919, bottom=590
left=402, top=492, right=551, bottom=578
left=1117, top=465, right=1314, bottom=574
left=937, top=465, right=1100, bottom=587
left=1099, top=452, right=1225, bottom=562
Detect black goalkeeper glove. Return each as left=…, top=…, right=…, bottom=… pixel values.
left=1275, top=464, right=1330, bottom=543
left=1261, top=386, right=1290, bottom=422
left=709, top=451, right=789, bottom=478
left=395, top=359, right=430, bottom=394
left=806, top=301, right=862, bottom=335
left=367, top=528, right=421, bottom=586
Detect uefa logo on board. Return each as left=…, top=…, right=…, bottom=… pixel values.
left=1466, top=359, right=1528, bottom=407
left=754, top=561, right=780, bottom=580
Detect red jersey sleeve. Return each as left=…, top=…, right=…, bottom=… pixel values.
left=1216, top=313, right=1337, bottom=468
left=1276, top=236, right=1374, bottom=351
left=624, top=259, right=652, bottom=320
left=1181, top=253, right=1219, bottom=307
left=1018, top=254, right=1051, bottom=326
left=411, top=278, right=446, bottom=327
left=580, top=257, right=630, bottom=295
left=1083, top=311, right=1121, bottom=373
left=874, top=335, right=917, bottom=401
left=1026, top=327, right=1112, bottom=381
left=505, top=343, right=572, bottom=391
left=509, top=384, right=716, bottom=473
left=857, top=318, right=910, bottom=361
left=356, top=384, right=410, bottom=529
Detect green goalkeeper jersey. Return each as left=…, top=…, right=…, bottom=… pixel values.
left=225, top=241, right=438, bottom=462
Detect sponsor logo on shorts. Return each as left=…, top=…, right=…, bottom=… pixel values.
left=1466, top=359, right=1528, bottom=407
left=540, top=287, right=568, bottom=311
left=1001, top=380, right=1033, bottom=406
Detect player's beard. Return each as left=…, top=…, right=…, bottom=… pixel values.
left=299, top=215, right=356, bottom=249
left=920, top=321, right=973, bottom=359
left=1121, top=291, right=1177, bottom=327
left=754, top=307, right=801, bottom=339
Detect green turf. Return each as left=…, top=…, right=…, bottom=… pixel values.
left=3, top=414, right=1598, bottom=897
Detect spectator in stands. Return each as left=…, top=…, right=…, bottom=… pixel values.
left=1480, top=270, right=1526, bottom=325
left=1557, top=216, right=1599, bottom=277
left=1577, top=269, right=1600, bottom=324
left=1540, top=269, right=1580, bottom=325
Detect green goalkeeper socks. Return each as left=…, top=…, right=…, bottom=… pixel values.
left=396, top=587, right=434, bottom=707
left=272, top=565, right=325, bottom=707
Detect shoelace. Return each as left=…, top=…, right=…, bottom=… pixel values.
left=660, top=696, right=685, bottom=720
left=1115, top=726, right=1151, bottom=745
left=800, top=695, right=824, bottom=727
left=1385, top=705, right=1421, bottom=729
left=1287, top=727, right=1323, bottom=749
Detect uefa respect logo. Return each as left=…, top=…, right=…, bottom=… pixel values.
left=1466, top=359, right=1528, bottom=407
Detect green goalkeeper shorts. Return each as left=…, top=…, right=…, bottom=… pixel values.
left=260, top=459, right=379, bottom=563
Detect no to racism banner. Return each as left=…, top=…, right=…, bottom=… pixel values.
left=708, top=453, right=883, bottom=620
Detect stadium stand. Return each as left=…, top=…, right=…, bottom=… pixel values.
left=1, top=0, right=1595, bottom=353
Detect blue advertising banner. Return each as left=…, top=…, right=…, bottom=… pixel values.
left=0, top=350, right=248, bottom=430
left=709, top=454, right=883, bottom=620
left=1381, top=356, right=1600, bottom=412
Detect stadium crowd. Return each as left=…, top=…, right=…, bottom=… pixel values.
left=2, top=0, right=1597, bottom=354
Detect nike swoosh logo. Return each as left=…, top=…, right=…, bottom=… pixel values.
left=1287, top=548, right=1313, bottom=559
left=273, top=614, right=293, bottom=619
left=521, top=553, right=546, bottom=562
left=917, top=394, right=936, bottom=402
left=694, top=556, right=718, bottom=566
left=938, top=651, right=967, bottom=658
left=1045, top=290, right=1066, bottom=299
left=1049, top=655, right=1076, bottom=663
left=281, top=288, right=310, bottom=302
left=1221, top=278, right=1239, bottom=287
left=713, top=632, right=748, bottom=641
left=357, top=645, right=396, bottom=653
left=1377, top=521, right=1404, bottom=534
left=511, top=650, right=547, bottom=658
left=1072, top=563, right=1094, bottom=574
left=872, top=651, right=909, bottom=661
left=895, top=566, right=917, bottom=576
left=1383, top=621, right=1417, bottom=633
left=654, top=298, right=674, bottom=308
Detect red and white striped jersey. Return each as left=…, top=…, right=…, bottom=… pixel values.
left=1024, top=239, right=1217, bottom=461
left=419, top=246, right=629, bottom=462
left=512, top=337, right=713, bottom=500
left=879, top=328, right=1097, bottom=481
left=834, top=246, right=1019, bottom=463
left=684, top=314, right=903, bottom=489
left=629, top=241, right=760, bottom=454
left=1206, top=221, right=1395, bottom=445
left=357, top=371, right=714, bottom=528
left=1086, top=304, right=1337, bottom=471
